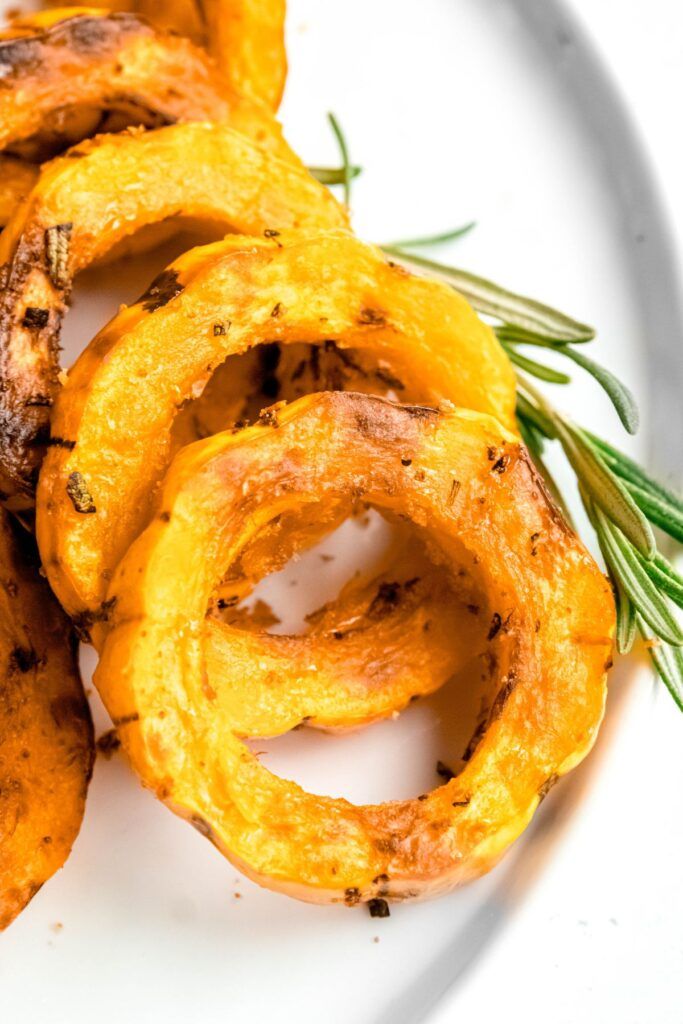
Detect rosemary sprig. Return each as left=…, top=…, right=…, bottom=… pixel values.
left=383, top=239, right=683, bottom=707
left=384, top=223, right=476, bottom=249
left=615, top=580, right=637, bottom=655
left=382, top=246, right=595, bottom=342
left=518, top=375, right=683, bottom=707
left=644, top=624, right=683, bottom=712
left=327, top=112, right=353, bottom=209
left=497, top=331, right=639, bottom=434
left=503, top=343, right=571, bottom=384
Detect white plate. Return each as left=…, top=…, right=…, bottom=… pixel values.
left=1, top=3, right=682, bottom=1023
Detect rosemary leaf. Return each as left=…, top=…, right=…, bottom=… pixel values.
left=558, top=422, right=655, bottom=558
left=516, top=393, right=556, bottom=439
left=496, top=325, right=589, bottom=347
left=615, top=581, right=637, bottom=655
left=640, top=553, right=683, bottom=609
left=327, top=112, right=353, bottom=209
left=622, top=481, right=683, bottom=544
left=384, top=223, right=476, bottom=249
left=559, top=346, right=639, bottom=434
left=637, top=618, right=683, bottom=711
left=381, top=248, right=595, bottom=342
left=518, top=411, right=545, bottom=455
left=502, top=343, right=571, bottom=384
left=309, top=164, right=362, bottom=186
left=499, top=333, right=639, bottom=432
left=585, top=432, right=683, bottom=513
left=594, top=508, right=683, bottom=645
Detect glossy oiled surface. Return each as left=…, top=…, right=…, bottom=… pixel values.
left=37, top=229, right=513, bottom=622
left=94, top=393, right=612, bottom=901
left=0, top=124, right=340, bottom=500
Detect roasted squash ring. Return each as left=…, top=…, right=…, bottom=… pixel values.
left=0, top=125, right=346, bottom=503
left=93, top=391, right=615, bottom=904
left=44, top=2, right=288, bottom=110
left=37, top=228, right=516, bottom=625
left=0, top=8, right=293, bottom=226
left=208, top=539, right=485, bottom=737
left=0, top=507, right=93, bottom=929
left=0, top=157, right=39, bottom=228
left=181, top=0, right=287, bottom=110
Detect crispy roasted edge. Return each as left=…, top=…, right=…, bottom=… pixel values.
left=0, top=507, right=93, bottom=930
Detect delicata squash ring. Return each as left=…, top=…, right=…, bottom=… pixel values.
left=0, top=508, right=93, bottom=929
left=206, top=541, right=484, bottom=737
left=94, top=391, right=615, bottom=904
left=50, top=1, right=289, bottom=110
left=37, top=228, right=516, bottom=626
left=0, top=123, right=346, bottom=502
left=0, top=7, right=293, bottom=224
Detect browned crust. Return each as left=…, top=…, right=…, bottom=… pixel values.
left=0, top=133, right=343, bottom=504
left=0, top=11, right=237, bottom=159
left=93, top=391, right=614, bottom=905
left=0, top=508, right=93, bottom=929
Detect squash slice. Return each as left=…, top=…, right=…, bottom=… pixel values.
left=44, top=2, right=288, bottom=110
left=0, top=125, right=346, bottom=502
left=0, top=508, right=93, bottom=929
left=94, top=391, right=614, bottom=905
left=0, top=8, right=293, bottom=226
left=208, top=537, right=485, bottom=737
left=37, top=229, right=515, bottom=624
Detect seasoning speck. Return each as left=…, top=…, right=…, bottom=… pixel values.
left=368, top=898, right=390, bottom=918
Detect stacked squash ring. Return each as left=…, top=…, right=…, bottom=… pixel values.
left=0, top=508, right=92, bottom=929
left=0, top=7, right=293, bottom=227
left=44, top=1, right=288, bottom=110
left=0, top=4, right=615, bottom=920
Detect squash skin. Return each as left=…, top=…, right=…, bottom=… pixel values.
left=44, top=2, right=288, bottom=110
left=0, top=507, right=93, bottom=930
left=37, top=229, right=516, bottom=625
left=93, top=391, right=615, bottom=905
left=0, top=126, right=346, bottom=503
left=0, top=8, right=291, bottom=225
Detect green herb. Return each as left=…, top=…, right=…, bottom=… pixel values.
left=615, top=580, right=637, bottom=655
left=381, top=223, right=683, bottom=708
left=327, top=112, right=353, bottom=209
left=642, top=623, right=683, bottom=711
left=499, top=331, right=639, bottom=434
left=516, top=373, right=683, bottom=707
left=384, top=223, right=476, bottom=249
left=640, top=552, right=683, bottom=608
left=309, top=164, right=362, bottom=186
left=502, top=342, right=571, bottom=384
left=593, top=505, right=682, bottom=645
left=382, top=247, right=594, bottom=342
left=553, top=346, right=639, bottom=434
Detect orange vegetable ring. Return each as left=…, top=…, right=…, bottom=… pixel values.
left=0, top=7, right=291, bottom=226
left=93, top=391, right=614, bottom=904
left=37, top=229, right=515, bottom=629
left=206, top=538, right=483, bottom=737
left=44, top=2, right=288, bottom=110
left=0, top=124, right=346, bottom=503
left=0, top=507, right=93, bottom=929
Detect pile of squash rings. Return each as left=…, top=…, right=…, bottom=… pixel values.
left=0, top=4, right=614, bottom=927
